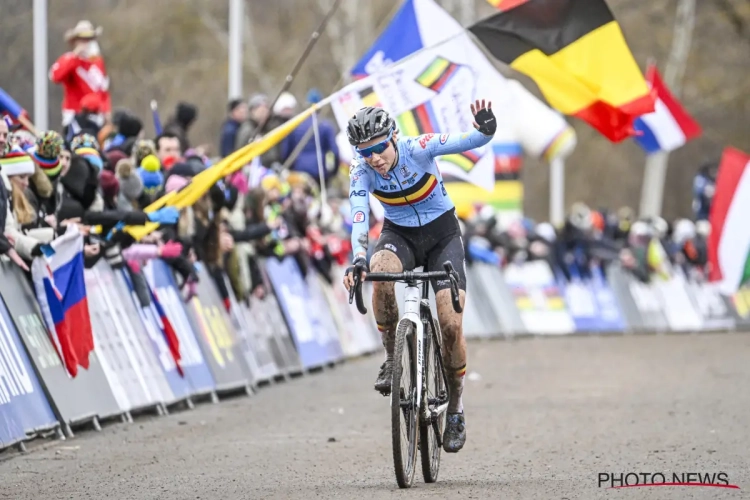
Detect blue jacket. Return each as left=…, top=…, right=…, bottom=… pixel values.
left=219, top=119, right=242, bottom=158
left=280, top=116, right=339, bottom=184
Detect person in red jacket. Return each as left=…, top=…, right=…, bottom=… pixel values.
left=49, top=20, right=112, bottom=131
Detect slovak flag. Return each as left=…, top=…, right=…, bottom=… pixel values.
left=31, top=225, right=95, bottom=378
left=633, top=64, right=702, bottom=154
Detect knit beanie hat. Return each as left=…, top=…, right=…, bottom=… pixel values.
left=132, top=139, right=157, bottom=167
left=30, top=130, right=64, bottom=176
left=99, top=169, right=120, bottom=200
left=71, top=133, right=104, bottom=171
left=165, top=174, right=189, bottom=194
left=104, top=149, right=127, bottom=172
left=115, top=158, right=143, bottom=201
left=0, top=147, right=36, bottom=177
left=118, top=113, right=143, bottom=139
left=137, top=154, right=163, bottom=196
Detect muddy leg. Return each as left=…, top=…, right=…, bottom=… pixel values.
left=436, top=289, right=467, bottom=412
left=370, top=250, right=403, bottom=359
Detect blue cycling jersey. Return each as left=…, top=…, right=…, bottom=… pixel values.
left=349, top=128, right=492, bottom=256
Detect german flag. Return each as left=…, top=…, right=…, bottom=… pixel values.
left=372, top=173, right=438, bottom=206
left=469, top=0, right=655, bottom=142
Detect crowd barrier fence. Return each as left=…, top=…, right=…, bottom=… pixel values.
left=0, top=252, right=747, bottom=453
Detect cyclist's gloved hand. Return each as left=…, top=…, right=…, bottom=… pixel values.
left=471, top=99, right=496, bottom=136
left=352, top=255, right=369, bottom=273
left=344, top=255, right=368, bottom=291
left=147, top=206, right=180, bottom=225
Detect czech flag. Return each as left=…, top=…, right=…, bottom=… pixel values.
left=31, top=226, right=94, bottom=378
left=470, top=0, right=655, bottom=142
left=632, top=64, right=702, bottom=154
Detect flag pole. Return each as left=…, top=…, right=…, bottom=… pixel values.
left=228, top=0, right=244, bottom=99
left=549, top=157, right=565, bottom=227
left=33, top=0, right=49, bottom=132
left=638, top=0, right=696, bottom=218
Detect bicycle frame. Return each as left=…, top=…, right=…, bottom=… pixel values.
left=398, top=281, right=425, bottom=414
left=348, top=260, right=462, bottom=420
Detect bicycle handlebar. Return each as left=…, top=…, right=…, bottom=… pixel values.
left=347, top=260, right=463, bottom=315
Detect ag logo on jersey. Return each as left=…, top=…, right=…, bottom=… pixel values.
left=353, top=211, right=365, bottom=223
left=399, top=165, right=410, bottom=177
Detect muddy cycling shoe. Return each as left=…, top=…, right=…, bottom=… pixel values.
left=374, top=360, right=393, bottom=396
left=443, top=412, right=466, bottom=453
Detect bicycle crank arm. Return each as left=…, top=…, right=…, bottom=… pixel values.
left=431, top=413, right=443, bottom=448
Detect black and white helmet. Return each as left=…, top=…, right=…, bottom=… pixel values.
left=346, top=107, right=395, bottom=146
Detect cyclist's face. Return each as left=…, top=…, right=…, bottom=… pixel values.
left=360, top=132, right=397, bottom=175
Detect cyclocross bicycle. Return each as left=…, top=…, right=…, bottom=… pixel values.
left=349, top=261, right=463, bottom=489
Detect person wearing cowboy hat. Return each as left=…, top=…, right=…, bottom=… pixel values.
left=49, top=20, right=112, bottom=131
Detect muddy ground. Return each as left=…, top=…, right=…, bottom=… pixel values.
left=1, top=333, right=748, bottom=499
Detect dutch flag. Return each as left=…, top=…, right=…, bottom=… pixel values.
left=633, top=64, right=702, bottom=154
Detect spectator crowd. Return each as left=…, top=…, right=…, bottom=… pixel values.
left=0, top=19, right=721, bottom=308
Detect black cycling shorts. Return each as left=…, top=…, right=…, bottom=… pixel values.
left=373, top=208, right=467, bottom=293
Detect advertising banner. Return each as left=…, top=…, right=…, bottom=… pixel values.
left=685, top=281, right=736, bottom=331
left=503, top=261, right=575, bottom=335
left=0, top=291, right=58, bottom=437
left=117, top=268, right=193, bottom=401
left=652, top=273, right=704, bottom=332
left=265, top=257, right=343, bottom=369
left=0, top=261, right=122, bottom=430
left=183, top=264, right=252, bottom=392
left=90, top=262, right=174, bottom=406
left=322, top=266, right=380, bottom=357
left=221, top=276, right=271, bottom=385
left=143, top=260, right=215, bottom=395
left=471, top=263, right=524, bottom=337
left=560, top=266, right=626, bottom=333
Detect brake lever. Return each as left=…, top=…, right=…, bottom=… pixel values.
left=449, top=276, right=463, bottom=313
left=348, top=265, right=359, bottom=305
left=442, top=261, right=463, bottom=313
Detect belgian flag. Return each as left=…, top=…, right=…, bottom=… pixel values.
left=470, top=0, right=654, bottom=142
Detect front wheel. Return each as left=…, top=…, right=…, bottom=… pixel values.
left=391, top=320, right=418, bottom=489
left=420, top=317, right=446, bottom=483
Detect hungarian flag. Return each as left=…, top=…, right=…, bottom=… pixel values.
left=708, top=147, right=750, bottom=294
left=470, top=0, right=654, bottom=142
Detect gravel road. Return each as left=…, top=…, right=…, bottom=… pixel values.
left=1, top=333, right=749, bottom=500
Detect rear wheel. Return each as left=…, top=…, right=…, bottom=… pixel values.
left=391, top=320, right=418, bottom=489
left=420, top=317, right=446, bottom=482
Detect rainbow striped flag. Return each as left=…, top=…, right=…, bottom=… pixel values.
left=416, top=56, right=460, bottom=93
left=396, top=102, right=439, bottom=136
